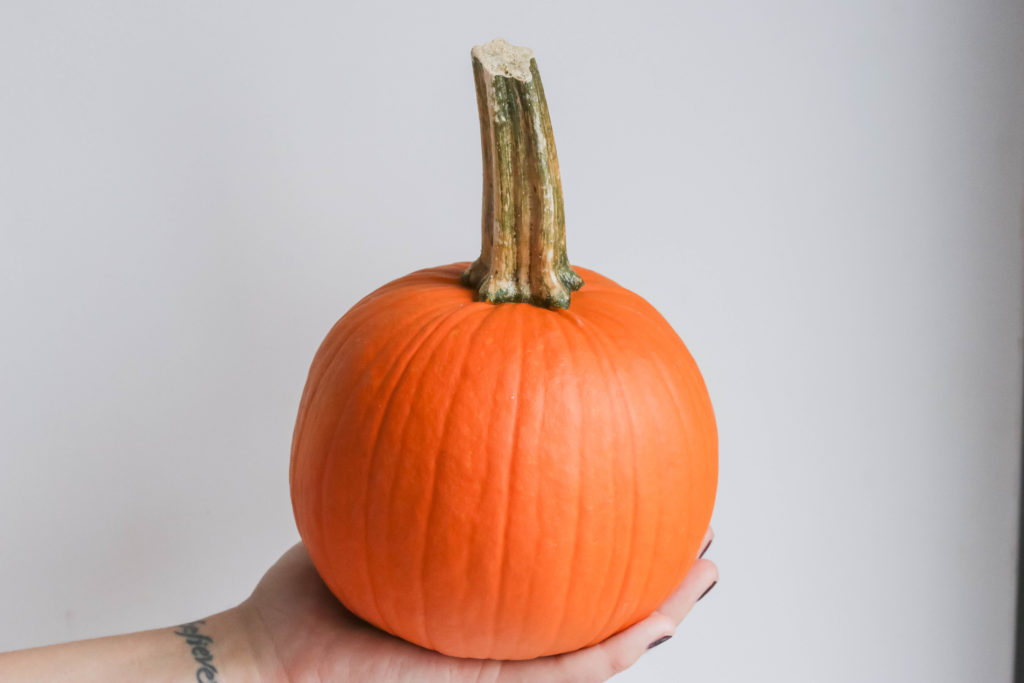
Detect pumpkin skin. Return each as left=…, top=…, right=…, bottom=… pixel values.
left=289, top=262, right=717, bottom=660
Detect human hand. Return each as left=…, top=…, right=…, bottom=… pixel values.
left=238, top=529, right=717, bottom=683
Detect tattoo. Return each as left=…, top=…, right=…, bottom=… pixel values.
left=174, top=620, right=219, bottom=683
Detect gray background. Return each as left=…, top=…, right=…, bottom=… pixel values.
left=2, top=1, right=1023, bottom=681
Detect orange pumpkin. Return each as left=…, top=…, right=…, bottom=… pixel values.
left=290, top=39, right=717, bottom=660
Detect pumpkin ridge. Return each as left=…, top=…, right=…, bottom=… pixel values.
left=294, top=306, right=388, bottom=578
left=375, top=301, right=488, bottom=649
left=310, top=299, right=462, bottom=633
left=606, top=301, right=671, bottom=643
left=291, top=303, right=380, bottom=493
left=449, top=307, right=511, bottom=648
left=351, top=267, right=466, bottom=308
left=532, top=315, right=563, bottom=654
left=577, top=303, right=671, bottom=630
left=538, top=308, right=588, bottom=654
left=598, top=307, right=696, bottom=643
left=567, top=305, right=639, bottom=646
left=415, top=304, right=503, bottom=651
left=573, top=289, right=666, bottom=327
left=356, top=301, right=472, bottom=640
left=610, top=320, right=682, bottom=626
left=486, top=306, right=525, bottom=655
left=580, top=302, right=714, bottom=639
left=495, top=308, right=553, bottom=657
left=294, top=288, right=453, bottom=482
left=584, top=297, right=715, bottom=448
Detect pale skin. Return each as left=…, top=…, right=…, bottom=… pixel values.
left=0, top=528, right=717, bottom=682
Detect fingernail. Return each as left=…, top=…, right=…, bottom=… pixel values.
left=699, top=539, right=712, bottom=559
left=698, top=581, right=717, bottom=602
left=647, top=635, right=672, bottom=650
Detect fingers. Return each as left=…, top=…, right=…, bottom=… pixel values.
left=587, top=611, right=679, bottom=676
left=648, top=556, right=717, bottom=626
left=543, top=527, right=717, bottom=681
left=699, top=527, right=714, bottom=558
left=259, top=542, right=320, bottom=587
left=277, top=542, right=314, bottom=567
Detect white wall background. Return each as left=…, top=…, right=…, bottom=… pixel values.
left=2, top=2, right=1022, bottom=681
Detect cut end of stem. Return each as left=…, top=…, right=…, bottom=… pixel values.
left=471, top=38, right=534, bottom=82
left=464, top=39, right=584, bottom=310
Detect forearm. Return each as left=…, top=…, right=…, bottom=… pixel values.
left=0, top=606, right=266, bottom=682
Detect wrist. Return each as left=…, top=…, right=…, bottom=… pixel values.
left=183, top=606, right=278, bottom=683
left=223, top=602, right=288, bottom=683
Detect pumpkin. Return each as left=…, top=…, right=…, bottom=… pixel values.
left=289, top=38, right=717, bottom=660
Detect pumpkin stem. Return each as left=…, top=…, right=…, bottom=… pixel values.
left=462, top=38, right=584, bottom=310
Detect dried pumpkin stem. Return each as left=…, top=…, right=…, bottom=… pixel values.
left=462, top=38, right=584, bottom=310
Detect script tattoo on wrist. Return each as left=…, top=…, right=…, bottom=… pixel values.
left=174, top=620, right=219, bottom=683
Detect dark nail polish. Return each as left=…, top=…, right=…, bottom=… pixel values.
left=647, top=635, right=672, bottom=650
left=699, top=539, right=713, bottom=559
left=698, top=581, right=717, bottom=602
